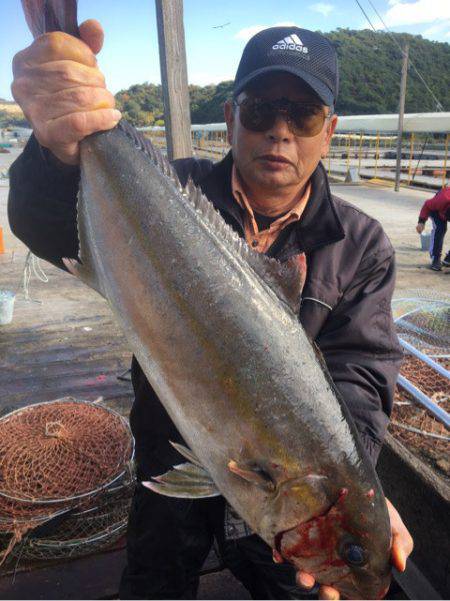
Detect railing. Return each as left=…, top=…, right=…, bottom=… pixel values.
left=141, top=125, right=449, bottom=190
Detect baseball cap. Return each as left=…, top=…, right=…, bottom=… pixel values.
left=233, top=26, right=339, bottom=107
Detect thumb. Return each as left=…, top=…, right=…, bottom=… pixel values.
left=79, top=19, right=104, bottom=55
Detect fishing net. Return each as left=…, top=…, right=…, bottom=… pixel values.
left=0, top=398, right=134, bottom=566
left=391, top=290, right=450, bottom=479
left=391, top=383, right=450, bottom=479
left=11, top=481, right=133, bottom=562
left=392, top=289, right=450, bottom=354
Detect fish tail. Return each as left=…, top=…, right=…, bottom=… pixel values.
left=21, top=0, right=79, bottom=39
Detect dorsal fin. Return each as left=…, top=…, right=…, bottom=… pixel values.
left=115, top=124, right=306, bottom=314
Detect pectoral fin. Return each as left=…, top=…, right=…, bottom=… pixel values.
left=228, top=460, right=275, bottom=491
left=142, top=462, right=220, bottom=499
left=170, top=441, right=203, bottom=467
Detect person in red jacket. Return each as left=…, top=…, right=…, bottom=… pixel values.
left=416, top=187, right=450, bottom=271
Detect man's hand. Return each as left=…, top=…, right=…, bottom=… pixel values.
left=416, top=223, right=425, bottom=234
left=11, top=20, right=121, bottom=165
left=290, top=498, right=414, bottom=600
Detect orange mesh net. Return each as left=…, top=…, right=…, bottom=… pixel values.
left=0, top=398, right=134, bottom=565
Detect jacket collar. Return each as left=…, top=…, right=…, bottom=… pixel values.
left=198, top=151, right=345, bottom=255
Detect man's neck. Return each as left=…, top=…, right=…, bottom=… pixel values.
left=237, top=175, right=308, bottom=218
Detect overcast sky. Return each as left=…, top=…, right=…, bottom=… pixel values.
left=1, top=0, right=450, bottom=101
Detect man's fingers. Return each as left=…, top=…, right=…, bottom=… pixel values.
left=272, top=549, right=283, bottom=564
left=391, top=536, right=407, bottom=572
left=13, top=31, right=96, bottom=75
left=385, top=498, right=414, bottom=573
left=296, top=571, right=315, bottom=589
left=391, top=530, right=413, bottom=572
left=318, top=585, right=340, bottom=600
left=37, top=86, right=116, bottom=122
left=79, top=19, right=104, bottom=55
left=45, top=108, right=122, bottom=147
left=13, top=60, right=106, bottom=98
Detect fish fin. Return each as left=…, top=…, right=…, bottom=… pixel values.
left=21, top=0, right=79, bottom=38
left=62, top=257, right=106, bottom=298
left=183, top=180, right=306, bottom=314
left=228, top=460, right=275, bottom=492
left=62, top=257, right=82, bottom=276
left=116, top=121, right=183, bottom=192
left=116, top=120, right=305, bottom=314
left=186, top=183, right=306, bottom=312
left=253, top=253, right=307, bottom=315
left=169, top=441, right=203, bottom=467
left=142, top=462, right=220, bottom=499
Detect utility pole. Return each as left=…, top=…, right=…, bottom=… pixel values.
left=155, top=0, right=192, bottom=161
left=394, top=43, right=409, bottom=192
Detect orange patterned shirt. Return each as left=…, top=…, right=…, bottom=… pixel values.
left=231, top=166, right=311, bottom=253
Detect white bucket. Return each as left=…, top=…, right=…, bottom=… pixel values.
left=0, top=290, right=15, bottom=325
left=420, top=232, right=431, bottom=251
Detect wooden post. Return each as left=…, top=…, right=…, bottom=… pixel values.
left=394, top=43, right=409, bottom=192
left=155, top=0, right=192, bottom=160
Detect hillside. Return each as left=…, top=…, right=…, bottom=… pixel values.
left=3, top=29, right=449, bottom=129
left=0, top=99, right=23, bottom=115
left=0, top=98, right=28, bottom=128
left=115, top=28, right=450, bottom=125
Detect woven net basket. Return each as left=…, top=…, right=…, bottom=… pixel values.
left=0, top=398, right=134, bottom=565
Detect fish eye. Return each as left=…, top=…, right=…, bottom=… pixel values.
left=339, top=541, right=367, bottom=567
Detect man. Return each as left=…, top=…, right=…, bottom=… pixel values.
left=415, top=187, right=450, bottom=271
left=9, top=23, right=412, bottom=600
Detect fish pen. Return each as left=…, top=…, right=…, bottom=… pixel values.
left=141, top=112, right=450, bottom=190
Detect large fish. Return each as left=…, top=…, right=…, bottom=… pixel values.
left=21, top=1, right=392, bottom=597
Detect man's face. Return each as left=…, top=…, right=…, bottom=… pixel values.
left=224, top=72, right=338, bottom=196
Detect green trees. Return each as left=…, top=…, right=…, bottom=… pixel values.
left=113, top=29, right=450, bottom=126
left=330, top=29, right=450, bottom=114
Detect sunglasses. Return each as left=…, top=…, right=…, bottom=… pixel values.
left=234, top=97, right=332, bottom=138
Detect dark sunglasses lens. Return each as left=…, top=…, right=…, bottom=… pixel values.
left=289, top=104, right=325, bottom=137
left=239, top=100, right=275, bottom=132
left=238, top=99, right=327, bottom=137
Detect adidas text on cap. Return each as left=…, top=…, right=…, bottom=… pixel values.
left=233, top=26, right=338, bottom=107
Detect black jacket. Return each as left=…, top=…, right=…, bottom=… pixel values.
left=8, top=136, right=402, bottom=470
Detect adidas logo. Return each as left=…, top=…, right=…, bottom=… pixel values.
left=272, top=34, right=308, bottom=54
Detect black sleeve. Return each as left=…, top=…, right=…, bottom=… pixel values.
left=316, top=247, right=403, bottom=466
left=7, top=134, right=80, bottom=270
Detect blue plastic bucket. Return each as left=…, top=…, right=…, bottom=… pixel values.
left=0, top=290, right=15, bottom=325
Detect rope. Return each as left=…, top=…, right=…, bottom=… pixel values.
left=16, top=251, right=49, bottom=304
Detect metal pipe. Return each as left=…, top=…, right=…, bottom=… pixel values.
left=358, top=132, right=363, bottom=175
left=407, top=132, right=415, bottom=186
left=374, top=131, right=380, bottom=178
left=399, top=337, right=450, bottom=380
left=443, top=133, right=449, bottom=189
left=397, top=374, right=450, bottom=429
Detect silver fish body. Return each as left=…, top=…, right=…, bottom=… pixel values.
left=65, top=124, right=392, bottom=599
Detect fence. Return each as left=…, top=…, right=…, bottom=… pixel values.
left=142, top=114, right=450, bottom=190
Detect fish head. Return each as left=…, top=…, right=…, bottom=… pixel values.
left=273, top=481, right=392, bottom=600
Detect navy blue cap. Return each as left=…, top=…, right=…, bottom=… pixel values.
left=233, top=26, right=339, bottom=106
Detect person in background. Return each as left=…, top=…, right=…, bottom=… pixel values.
left=416, top=187, right=450, bottom=271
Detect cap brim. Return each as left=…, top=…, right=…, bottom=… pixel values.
left=233, top=66, right=334, bottom=106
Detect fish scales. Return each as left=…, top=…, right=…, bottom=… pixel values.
left=20, top=1, right=393, bottom=597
